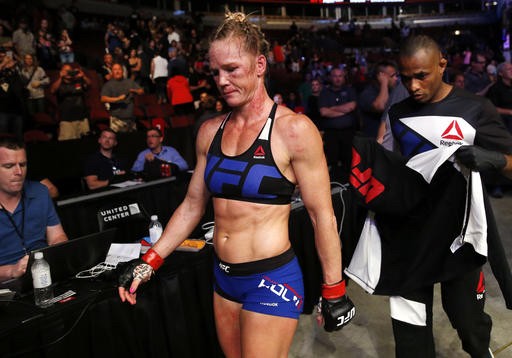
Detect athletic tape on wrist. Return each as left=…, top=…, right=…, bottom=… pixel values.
left=322, top=279, right=346, bottom=299
left=142, top=248, right=164, bottom=271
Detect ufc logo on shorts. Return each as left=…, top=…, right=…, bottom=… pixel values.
left=258, top=277, right=303, bottom=308
left=218, top=262, right=230, bottom=273
left=337, top=306, right=356, bottom=327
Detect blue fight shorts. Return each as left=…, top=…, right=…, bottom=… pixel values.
left=213, top=247, right=304, bottom=319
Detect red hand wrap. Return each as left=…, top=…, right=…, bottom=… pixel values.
left=142, top=248, right=164, bottom=271
left=322, top=280, right=346, bottom=299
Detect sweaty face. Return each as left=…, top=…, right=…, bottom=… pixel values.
left=399, top=49, right=447, bottom=104
left=209, top=37, right=262, bottom=108
left=0, top=148, right=27, bottom=196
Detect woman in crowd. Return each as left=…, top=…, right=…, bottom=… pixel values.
left=19, top=53, right=49, bottom=116
left=118, top=11, right=354, bottom=358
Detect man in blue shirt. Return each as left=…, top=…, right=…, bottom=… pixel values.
left=131, top=127, right=188, bottom=179
left=0, top=137, right=67, bottom=281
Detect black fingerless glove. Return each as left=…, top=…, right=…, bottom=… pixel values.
left=118, top=258, right=145, bottom=289
left=117, top=248, right=164, bottom=289
left=321, top=280, right=356, bottom=332
left=455, top=145, right=507, bottom=172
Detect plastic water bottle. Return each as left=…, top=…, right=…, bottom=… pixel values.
left=31, top=252, right=54, bottom=308
left=149, top=215, right=163, bottom=245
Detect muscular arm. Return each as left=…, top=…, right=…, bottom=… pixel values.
left=319, top=101, right=356, bottom=119
left=287, top=114, right=342, bottom=284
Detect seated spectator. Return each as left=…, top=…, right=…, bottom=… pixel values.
left=131, top=127, right=188, bottom=180
left=19, top=54, right=49, bottom=117
left=0, top=136, right=67, bottom=281
left=100, top=62, right=144, bottom=133
left=49, top=63, right=91, bottom=140
left=83, top=128, right=129, bottom=191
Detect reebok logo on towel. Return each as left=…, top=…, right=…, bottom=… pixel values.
left=441, top=120, right=464, bottom=140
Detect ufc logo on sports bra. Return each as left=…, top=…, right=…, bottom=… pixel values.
left=205, top=155, right=281, bottom=199
left=258, top=276, right=303, bottom=308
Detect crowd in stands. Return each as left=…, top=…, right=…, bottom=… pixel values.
left=0, top=2, right=510, bottom=196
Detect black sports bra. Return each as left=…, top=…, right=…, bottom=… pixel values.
left=204, top=103, right=295, bottom=205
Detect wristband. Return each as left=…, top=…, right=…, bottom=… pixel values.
left=141, top=248, right=164, bottom=271
left=322, top=280, right=346, bottom=299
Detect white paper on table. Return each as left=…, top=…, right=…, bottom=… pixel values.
left=110, top=180, right=143, bottom=188
left=105, top=243, right=141, bottom=266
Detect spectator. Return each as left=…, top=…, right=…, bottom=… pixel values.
left=167, top=46, right=187, bottom=79
left=451, top=71, right=465, bottom=89
left=101, top=62, right=144, bottom=133
left=83, top=128, right=129, bottom=190
left=131, top=127, right=188, bottom=179
left=318, top=66, right=358, bottom=182
left=12, top=18, right=35, bottom=58
left=166, top=70, right=194, bottom=118
left=273, top=92, right=285, bottom=106
left=0, top=48, right=24, bottom=139
left=35, top=19, right=56, bottom=69
left=357, top=60, right=399, bottom=138
left=306, top=78, right=323, bottom=129
left=57, top=29, right=74, bottom=64
left=0, top=136, right=67, bottom=281
left=150, top=50, right=168, bottom=104
left=487, top=61, right=512, bottom=134
left=98, top=53, right=114, bottom=83
left=19, top=53, right=49, bottom=116
left=464, top=52, right=493, bottom=96
left=49, top=63, right=91, bottom=140
left=166, top=25, right=180, bottom=46
left=127, top=48, right=142, bottom=83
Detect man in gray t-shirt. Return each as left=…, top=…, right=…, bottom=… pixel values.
left=101, top=63, right=144, bottom=132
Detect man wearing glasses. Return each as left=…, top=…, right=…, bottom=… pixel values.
left=464, top=52, right=494, bottom=96
left=131, top=127, right=188, bottom=180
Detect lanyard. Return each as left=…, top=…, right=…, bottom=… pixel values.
left=1, top=193, right=26, bottom=254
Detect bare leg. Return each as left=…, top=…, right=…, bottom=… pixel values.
left=214, top=292, right=242, bottom=358
left=240, top=309, right=298, bottom=358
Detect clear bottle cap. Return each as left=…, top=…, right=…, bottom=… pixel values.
left=34, top=252, right=43, bottom=259
left=151, top=215, right=158, bottom=221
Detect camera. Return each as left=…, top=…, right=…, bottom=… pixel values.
left=67, top=70, right=78, bottom=77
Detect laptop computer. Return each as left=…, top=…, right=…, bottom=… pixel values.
left=0, top=228, right=117, bottom=296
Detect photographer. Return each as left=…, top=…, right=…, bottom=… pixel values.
left=50, top=63, right=91, bottom=140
